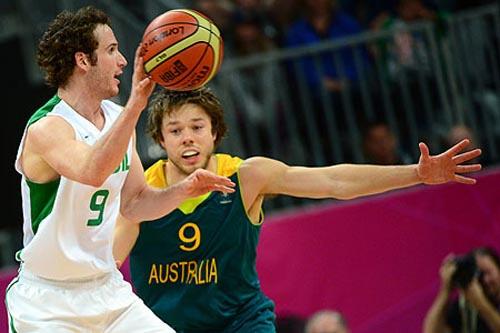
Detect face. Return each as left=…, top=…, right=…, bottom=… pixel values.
left=476, top=254, right=500, bottom=300
left=235, top=23, right=260, bottom=52
left=160, top=103, right=216, bottom=176
left=308, top=315, right=349, bottom=333
left=86, top=24, right=127, bottom=99
left=306, top=0, right=335, bottom=13
left=364, top=125, right=397, bottom=164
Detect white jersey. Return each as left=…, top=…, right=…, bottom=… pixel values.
left=14, top=95, right=132, bottom=280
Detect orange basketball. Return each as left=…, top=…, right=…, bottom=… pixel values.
left=140, top=9, right=223, bottom=91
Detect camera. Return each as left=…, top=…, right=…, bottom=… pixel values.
left=451, top=254, right=479, bottom=288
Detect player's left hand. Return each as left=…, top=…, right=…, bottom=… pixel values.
left=417, top=139, right=482, bottom=185
left=181, top=168, right=236, bottom=197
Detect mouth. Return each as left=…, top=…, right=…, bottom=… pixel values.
left=114, top=72, right=122, bottom=84
left=182, top=150, right=200, bottom=160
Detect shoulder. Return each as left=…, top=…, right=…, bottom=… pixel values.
left=239, top=156, right=286, bottom=180
left=144, top=159, right=167, bottom=188
left=27, top=95, right=65, bottom=126
left=216, top=153, right=244, bottom=177
left=28, top=113, right=74, bottom=138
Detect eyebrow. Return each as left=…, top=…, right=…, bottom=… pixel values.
left=166, top=118, right=206, bottom=126
left=106, top=42, right=118, bottom=50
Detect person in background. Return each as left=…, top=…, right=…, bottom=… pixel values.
left=114, top=87, right=481, bottom=333
left=423, top=246, right=500, bottom=333
left=304, top=309, right=351, bottom=333
left=362, top=120, right=412, bottom=165
left=284, top=0, right=371, bottom=93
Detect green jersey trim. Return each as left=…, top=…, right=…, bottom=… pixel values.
left=26, top=179, right=60, bottom=235
left=28, top=95, right=61, bottom=126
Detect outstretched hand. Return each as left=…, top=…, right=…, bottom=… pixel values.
left=417, top=139, right=482, bottom=185
left=181, top=169, right=235, bottom=197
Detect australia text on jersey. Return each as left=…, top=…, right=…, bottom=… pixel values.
left=148, top=258, right=218, bottom=285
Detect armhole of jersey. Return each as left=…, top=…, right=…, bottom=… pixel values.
left=15, top=113, right=78, bottom=177
left=236, top=168, right=265, bottom=227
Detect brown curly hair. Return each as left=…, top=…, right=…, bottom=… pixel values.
left=147, top=87, right=227, bottom=148
left=36, top=6, right=110, bottom=88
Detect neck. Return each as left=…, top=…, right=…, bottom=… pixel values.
left=58, top=83, right=105, bottom=127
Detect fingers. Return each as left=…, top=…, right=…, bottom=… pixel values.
left=133, top=45, right=148, bottom=82
left=445, top=138, right=470, bottom=156
left=138, top=76, right=155, bottom=91
left=455, top=164, right=481, bottom=174
left=211, top=184, right=235, bottom=193
left=443, top=253, right=456, bottom=262
left=211, top=175, right=235, bottom=189
left=419, top=142, right=430, bottom=159
left=452, top=148, right=482, bottom=164
left=194, top=169, right=235, bottom=192
left=454, top=174, right=477, bottom=185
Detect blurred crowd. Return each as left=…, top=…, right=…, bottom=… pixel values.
left=187, top=0, right=496, bottom=59
left=117, top=0, right=497, bottom=61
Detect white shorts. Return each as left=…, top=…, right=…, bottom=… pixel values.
left=5, top=268, right=175, bottom=333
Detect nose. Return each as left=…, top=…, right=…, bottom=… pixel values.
left=181, top=129, right=194, bottom=145
left=118, top=51, right=127, bottom=68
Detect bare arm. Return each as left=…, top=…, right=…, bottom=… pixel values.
left=113, top=214, right=140, bottom=268
left=241, top=139, right=481, bottom=202
left=22, top=46, right=155, bottom=186
left=464, top=280, right=500, bottom=332
left=423, top=256, right=456, bottom=333
left=119, top=147, right=235, bottom=222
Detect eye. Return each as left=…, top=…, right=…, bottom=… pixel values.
left=170, top=129, right=181, bottom=135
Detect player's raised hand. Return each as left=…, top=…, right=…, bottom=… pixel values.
left=417, top=139, right=482, bottom=185
left=126, top=45, right=156, bottom=112
left=180, top=168, right=235, bottom=197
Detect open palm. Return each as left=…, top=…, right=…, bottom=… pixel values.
left=417, top=139, right=482, bottom=185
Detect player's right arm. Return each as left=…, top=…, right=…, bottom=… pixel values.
left=22, top=111, right=139, bottom=186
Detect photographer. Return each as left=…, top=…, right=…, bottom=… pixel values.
left=423, top=247, right=500, bottom=333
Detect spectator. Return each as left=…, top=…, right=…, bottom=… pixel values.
left=362, top=120, right=412, bottom=164
left=232, top=0, right=278, bottom=42
left=375, top=0, right=449, bottom=79
left=372, top=0, right=449, bottom=134
left=283, top=0, right=373, bottom=163
left=194, top=0, right=234, bottom=49
left=443, top=124, right=481, bottom=163
left=423, top=247, right=500, bottom=333
left=305, top=309, right=350, bottom=333
left=221, top=12, right=284, bottom=155
left=284, top=0, right=372, bottom=92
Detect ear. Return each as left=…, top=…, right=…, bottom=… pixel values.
left=212, top=131, right=217, bottom=144
left=158, top=137, right=166, bottom=150
left=75, top=52, right=90, bottom=70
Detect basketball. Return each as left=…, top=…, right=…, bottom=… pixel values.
left=140, top=9, right=223, bottom=91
